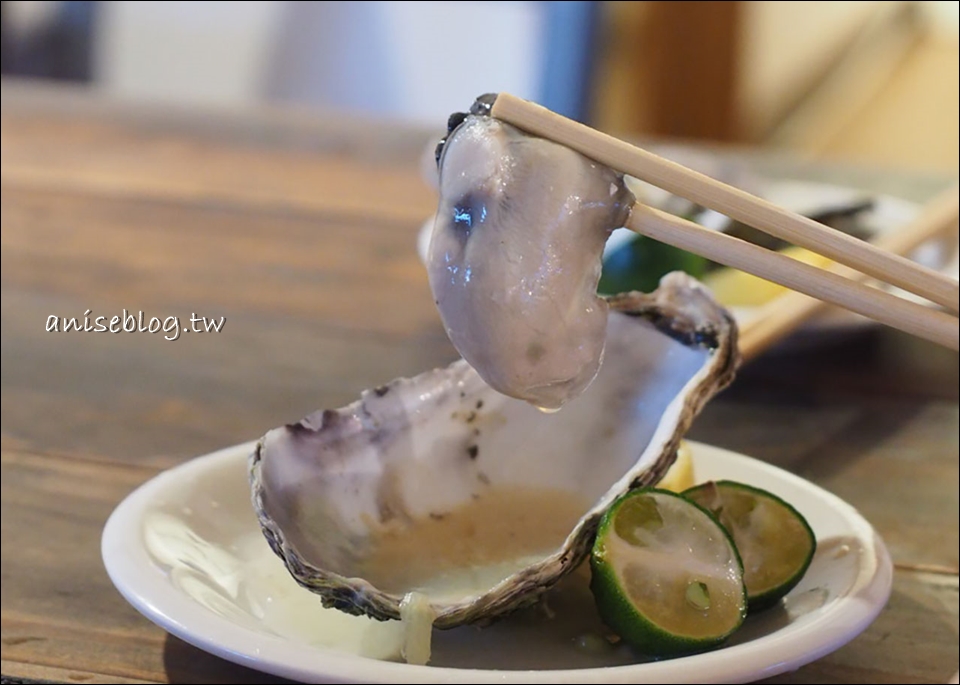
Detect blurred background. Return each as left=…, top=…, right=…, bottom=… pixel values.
left=1, top=0, right=958, bottom=172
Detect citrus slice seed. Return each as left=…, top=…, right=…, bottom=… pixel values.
left=685, top=581, right=711, bottom=611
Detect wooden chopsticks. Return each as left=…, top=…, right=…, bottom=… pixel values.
left=738, top=185, right=960, bottom=359
left=628, top=201, right=958, bottom=351
left=490, top=93, right=960, bottom=351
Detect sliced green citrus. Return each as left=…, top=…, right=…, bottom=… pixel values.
left=598, top=235, right=707, bottom=294
left=590, top=489, right=747, bottom=657
left=684, top=481, right=817, bottom=611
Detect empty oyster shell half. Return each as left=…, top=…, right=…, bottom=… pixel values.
left=250, top=273, right=738, bottom=628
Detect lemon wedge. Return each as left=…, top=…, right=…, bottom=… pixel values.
left=657, top=441, right=695, bottom=493
left=703, top=247, right=833, bottom=307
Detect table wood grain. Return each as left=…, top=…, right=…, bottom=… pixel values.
left=1, top=80, right=957, bottom=684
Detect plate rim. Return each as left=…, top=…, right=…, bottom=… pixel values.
left=101, top=440, right=893, bottom=684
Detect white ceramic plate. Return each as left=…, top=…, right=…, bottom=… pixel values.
left=102, top=441, right=892, bottom=684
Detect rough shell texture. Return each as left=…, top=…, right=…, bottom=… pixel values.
left=250, top=273, right=738, bottom=628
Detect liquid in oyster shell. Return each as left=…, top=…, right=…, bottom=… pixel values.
left=250, top=274, right=739, bottom=642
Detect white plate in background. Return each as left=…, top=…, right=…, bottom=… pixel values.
left=102, top=441, right=892, bottom=684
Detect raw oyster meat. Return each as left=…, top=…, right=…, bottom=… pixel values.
left=428, top=100, right=635, bottom=409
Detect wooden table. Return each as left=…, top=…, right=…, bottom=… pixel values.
left=1, top=80, right=957, bottom=684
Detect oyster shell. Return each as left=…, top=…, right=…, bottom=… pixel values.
left=250, top=273, right=738, bottom=628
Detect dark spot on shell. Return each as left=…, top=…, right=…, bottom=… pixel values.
left=477, top=471, right=490, bottom=484
left=467, top=445, right=479, bottom=459
left=473, top=427, right=481, bottom=437
left=470, top=93, right=498, bottom=116
left=447, top=110, right=468, bottom=133
left=286, top=409, right=338, bottom=435
left=466, top=411, right=477, bottom=423
left=378, top=500, right=398, bottom=523
left=435, top=108, right=475, bottom=166
left=476, top=399, right=484, bottom=409
left=526, top=342, right=547, bottom=363
left=429, top=512, right=447, bottom=521
left=460, top=391, right=466, bottom=398
left=618, top=307, right=721, bottom=350
left=373, top=385, right=390, bottom=397
left=319, top=588, right=371, bottom=617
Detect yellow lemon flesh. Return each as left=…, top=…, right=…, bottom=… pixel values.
left=703, top=247, right=833, bottom=307
left=656, top=441, right=695, bottom=493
